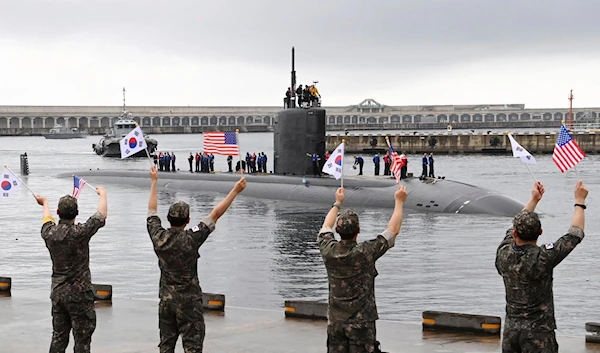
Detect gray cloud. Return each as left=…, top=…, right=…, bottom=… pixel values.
left=2, top=0, right=600, bottom=72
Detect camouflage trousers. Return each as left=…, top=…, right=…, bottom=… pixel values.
left=502, top=329, right=558, bottom=353
left=158, top=298, right=205, bottom=353
left=327, top=321, right=376, bottom=353
left=49, top=290, right=96, bottom=353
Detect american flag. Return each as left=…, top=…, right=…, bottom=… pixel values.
left=386, top=139, right=402, bottom=184
left=552, top=124, right=585, bottom=173
left=203, top=132, right=239, bottom=156
left=72, top=175, right=87, bottom=199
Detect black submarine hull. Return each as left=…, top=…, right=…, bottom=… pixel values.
left=63, top=170, right=524, bottom=217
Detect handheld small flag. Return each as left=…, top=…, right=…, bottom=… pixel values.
left=322, top=141, right=344, bottom=181
left=385, top=137, right=402, bottom=184
left=552, top=124, right=585, bottom=173
left=72, top=175, right=88, bottom=199
left=121, top=126, right=147, bottom=159
left=1, top=167, right=21, bottom=199
left=507, top=133, right=536, bottom=164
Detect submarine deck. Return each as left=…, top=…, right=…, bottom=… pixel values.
left=2, top=291, right=599, bottom=353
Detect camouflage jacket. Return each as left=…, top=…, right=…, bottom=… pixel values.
left=495, top=225, right=584, bottom=332
left=147, top=210, right=215, bottom=301
left=317, top=227, right=395, bottom=324
left=41, top=212, right=106, bottom=299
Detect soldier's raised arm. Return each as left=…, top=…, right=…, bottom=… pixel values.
left=498, top=181, right=545, bottom=249
left=207, top=177, right=246, bottom=224
left=540, top=181, right=588, bottom=269
left=95, top=186, right=107, bottom=219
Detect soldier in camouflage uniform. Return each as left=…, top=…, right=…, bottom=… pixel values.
left=317, top=185, right=407, bottom=353
left=496, top=181, right=588, bottom=353
left=147, top=166, right=246, bottom=353
left=34, top=188, right=108, bottom=353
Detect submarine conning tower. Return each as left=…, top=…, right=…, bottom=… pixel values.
left=273, top=107, right=327, bottom=176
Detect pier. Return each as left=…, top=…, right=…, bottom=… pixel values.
left=328, top=131, right=600, bottom=154
left=2, top=290, right=599, bottom=352
left=0, top=99, right=599, bottom=136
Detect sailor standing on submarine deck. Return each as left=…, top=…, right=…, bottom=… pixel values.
left=147, top=166, right=246, bottom=352
left=317, top=184, right=407, bottom=353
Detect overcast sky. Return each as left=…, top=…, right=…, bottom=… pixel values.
left=1, top=0, right=599, bottom=108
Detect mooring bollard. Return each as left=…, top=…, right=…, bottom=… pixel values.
left=0, top=276, right=12, bottom=297
left=20, top=153, right=29, bottom=175
left=422, top=310, right=501, bottom=336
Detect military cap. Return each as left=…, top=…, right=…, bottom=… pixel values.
left=57, top=195, right=78, bottom=218
left=168, top=201, right=190, bottom=219
left=513, top=210, right=541, bottom=238
left=336, top=209, right=360, bottom=236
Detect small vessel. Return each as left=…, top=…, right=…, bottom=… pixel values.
left=92, top=88, right=158, bottom=157
left=42, top=123, right=88, bottom=139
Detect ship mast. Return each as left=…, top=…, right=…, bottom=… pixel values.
left=568, top=89, right=574, bottom=130
left=122, top=87, right=126, bottom=112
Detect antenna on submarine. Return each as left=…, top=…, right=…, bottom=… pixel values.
left=290, top=47, right=296, bottom=109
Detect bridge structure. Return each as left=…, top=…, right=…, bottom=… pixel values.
left=0, top=99, right=598, bottom=130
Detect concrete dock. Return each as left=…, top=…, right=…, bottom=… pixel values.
left=2, top=291, right=599, bottom=353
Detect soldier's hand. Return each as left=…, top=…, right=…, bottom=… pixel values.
left=233, top=177, right=246, bottom=193
left=335, top=188, right=345, bottom=204
left=531, top=181, right=544, bottom=202
left=395, top=185, right=407, bottom=203
left=95, top=186, right=106, bottom=196
left=574, top=181, right=588, bottom=203
left=33, top=194, right=47, bottom=206
left=150, top=166, right=158, bottom=181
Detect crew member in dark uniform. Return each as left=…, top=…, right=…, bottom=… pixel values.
left=428, top=153, right=435, bottom=178
left=421, top=153, right=428, bottom=177
left=308, top=152, right=321, bottom=177
left=496, top=181, right=588, bottom=353
left=227, top=155, right=233, bottom=173
left=317, top=184, right=407, bottom=353
left=373, top=153, right=380, bottom=176
left=262, top=152, right=268, bottom=173
left=296, top=85, right=303, bottom=107
left=188, top=153, right=194, bottom=173
left=353, top=155, right=364, bottom=175
left=35, top=188, right=108, bottom=353
left=147, top=166, right=246, bottom=352
left=171, top=152, right=176, bottom=172
left=236, top=160, right=246, bottom=173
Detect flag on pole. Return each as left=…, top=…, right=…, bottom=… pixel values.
left=507, top=133, right=536, bottom=164
left=203, top=132, right=239, bottom=156
left=552, top=124, right=585, bottom=173
left=386, top=139, right=402, bottom=184
left=121, top=126, right=147, bottom=159
left=72, top=175, right=88, bottom=199
left=322, top=142, right=344, bottom=180
left=1, top=167, right=21, bottom=199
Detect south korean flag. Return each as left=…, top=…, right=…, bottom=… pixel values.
left=1, top=167, right=20, bottom=199
left=121, top=126, right=147, bottom=159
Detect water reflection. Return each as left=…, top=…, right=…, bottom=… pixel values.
left=271, top=207, right=328, bottom=302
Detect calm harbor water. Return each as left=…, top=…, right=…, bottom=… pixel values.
left=0, top=133, right=598, bottom=336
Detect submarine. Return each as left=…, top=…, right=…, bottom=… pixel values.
left=64, top=48, right=525, bottom=217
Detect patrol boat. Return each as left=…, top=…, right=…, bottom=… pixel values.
left=42, top=122, right=88, bottom=139
left=92, top=110, right=158, bottom=157
left=92, top=88, right=158, bottom=157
